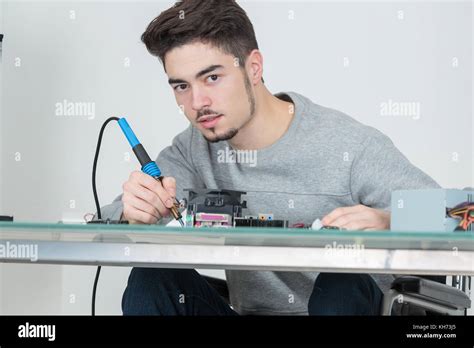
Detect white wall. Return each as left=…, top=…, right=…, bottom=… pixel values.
left=0, top=0, right=472, bottom=315
left=0, top=0, right=4, bottom=212
left=0, top=0, right=4, bottom=314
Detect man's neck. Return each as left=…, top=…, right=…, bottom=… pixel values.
left=228, top=86, right=294, bottom=151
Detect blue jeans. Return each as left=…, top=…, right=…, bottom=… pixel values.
left=122, top=268, right=383, bottom=315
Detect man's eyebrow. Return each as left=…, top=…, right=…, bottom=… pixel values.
left=195, top=64, right=224, bottom=79
left=168, top=64, right=224, bottom=85
left=168, top=77, right=187, bottom=85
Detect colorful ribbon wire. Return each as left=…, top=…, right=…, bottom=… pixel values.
left=447, top=202, right=474, bottom=231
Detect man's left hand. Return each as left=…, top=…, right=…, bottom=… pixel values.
left=321, top=204, right=390, bottom=231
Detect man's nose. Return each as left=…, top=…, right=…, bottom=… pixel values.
left=191, top=87, right=211, bottom=112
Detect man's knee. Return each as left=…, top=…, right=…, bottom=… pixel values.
left=128, top=267, right=196, bottom=288
left=122, top=268, right=197, bottom=315
left=315, top=273, right=372, bottom=289
left=308, top=273, right=383, bottom=315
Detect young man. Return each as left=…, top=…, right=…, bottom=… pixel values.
left=101, top=0, right=440, bottom=315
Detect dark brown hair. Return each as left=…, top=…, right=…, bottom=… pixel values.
left=141, top=0, right=260, bottom=72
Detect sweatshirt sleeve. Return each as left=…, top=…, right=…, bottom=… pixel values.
left=350, top=130, right=441, bottom=210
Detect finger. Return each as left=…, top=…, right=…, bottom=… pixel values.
left=322, top=205, right=366, bottom=225
left=123, top=181, right=160, bottom=208
left=129, top=171, right=172, bottom=206
left=129, top=171, right=169, bottom=202
left=124, top=192, right=161, bottom=220
left=129, top=170, right=160, bottom=191
left=325, top=213, right=356, bottom=228
left=129, top=171, right=175, bottom=209
left=339, top=209, right=390, bottom=231
left=327, top=211, right=371, bottom=229
left=161, top=176, right=176, bottom=198
left=123, top=182, right=169, bottom=218
left=132, top=188, right=169, bottom=218
left=152, top=180, right=176, bottom=210
left=322, top=206, right=355, bottom=225
left=123, top=202, right=158, bottom=224
left=339, top=219, right=372, bottom=231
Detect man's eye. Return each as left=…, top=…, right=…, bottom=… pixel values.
left=207, top=75, right=219, bottom=83
left=174, top=84, right=187, bottom=91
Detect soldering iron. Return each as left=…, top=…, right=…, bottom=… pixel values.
left=117, top=118, right=184, bottom=226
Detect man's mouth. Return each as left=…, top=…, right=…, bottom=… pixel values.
left=198, top=114, right=223, bottom=129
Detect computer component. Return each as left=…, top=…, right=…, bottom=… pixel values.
left=184, top=189, right=246, bottom=228
left=194, top=212, right=233, bottom=228
left=258, top=213, right=273, bottom=221
left=184, top=189, right=289, bottom=228
left=234, top=217, right=288, bottom=228
left=391, top=188, right=474, bottom=232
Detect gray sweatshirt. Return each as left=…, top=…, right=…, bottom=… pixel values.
left=100, top=91, right=440, bottom=315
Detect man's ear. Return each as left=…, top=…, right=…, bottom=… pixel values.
left=246, top=49, right=264, bottom=85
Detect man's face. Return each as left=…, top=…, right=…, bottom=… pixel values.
left=165, top=41, right=256, bottom=143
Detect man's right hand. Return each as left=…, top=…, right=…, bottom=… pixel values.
left=121, top=171, right=177, bottom=224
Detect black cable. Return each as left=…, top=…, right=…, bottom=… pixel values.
left=92, top=265, right=102, bottom=316
left=91, top=116, right=119, bottom=316
left=93, top=117, right=119, bottom=221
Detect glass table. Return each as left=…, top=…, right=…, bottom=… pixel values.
left=0, top=221, right=473, bottom=275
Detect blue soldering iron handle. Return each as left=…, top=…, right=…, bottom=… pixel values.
left=118, top=118, right=162, bottom=177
